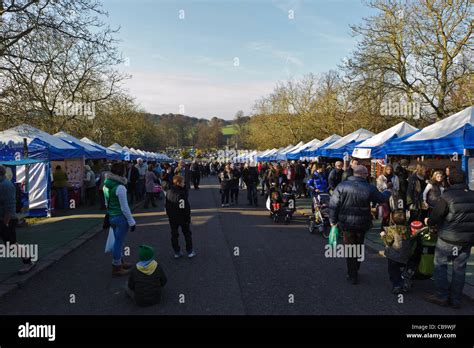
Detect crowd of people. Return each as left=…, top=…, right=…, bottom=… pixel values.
left=1, top=154, right=473, bottom=309
left=209, top=157, right=473, bottom=309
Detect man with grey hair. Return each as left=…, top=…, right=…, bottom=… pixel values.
left=0, top=165, right=36, bottom=274
left=328, top=161, right=344, bottom=192
left=135, top=158, right=147, bottom=201
left=329, top=165, right=390, bottom=284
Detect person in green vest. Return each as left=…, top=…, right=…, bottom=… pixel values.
left=104, top=163, right=136, bottom=276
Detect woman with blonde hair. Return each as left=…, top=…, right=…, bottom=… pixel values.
left=423, top=170, right=445, bottom=210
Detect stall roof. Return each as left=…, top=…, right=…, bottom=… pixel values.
left=55, top=131, right=106, bottom=159
left=80, top=137, right=122, bottom=160
left=318, top=129, right=374, bottom=158
left=352, top=122, right=418, bottom=159
left=0, top=124, right=84, bottom=160
left=386, top=106, right=474, bottom=155
left=301, top=134, right=342, bottom=157
left=286, top=138, right=321, bottom=160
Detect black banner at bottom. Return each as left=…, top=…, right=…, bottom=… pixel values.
left=0, top=315, right=472, bottom=346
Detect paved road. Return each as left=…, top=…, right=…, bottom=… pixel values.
left=0, top=177, right=472, bottom=315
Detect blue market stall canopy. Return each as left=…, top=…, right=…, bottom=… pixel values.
left=286, top=138, right=320, bottom=160
left=0, top=124, right=83, bottom=160
left=385, top=106, right=474, bottom=156
left=55, top=131, right=106, bottom=159
left=300, top=134, right=341, bottom=158
left=318, top=129, right=375, bottom=158
left=80, top=137, right=122, bottom=160
left=352, top=122, right=418, bottom=159
left=0, top=141, right=48, bottom=161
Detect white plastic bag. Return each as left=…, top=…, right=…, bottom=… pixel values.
left=105, top=227, right=115, bottom=253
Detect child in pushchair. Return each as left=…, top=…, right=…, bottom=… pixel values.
left=267, top=183, right=296, bottom=223
left=309, top=191, right=331, bottom=237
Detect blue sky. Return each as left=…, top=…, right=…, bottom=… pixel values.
left=101, top=0, right=375, bottom=119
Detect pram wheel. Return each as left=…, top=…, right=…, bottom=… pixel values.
left=284, top=214, right=290, bottom=224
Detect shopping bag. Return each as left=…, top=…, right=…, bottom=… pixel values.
left=328, top=225, right=339, bottom=246
left=105, top=227, right=115, bottom=253
left=418, top=253, right=435, bottom=277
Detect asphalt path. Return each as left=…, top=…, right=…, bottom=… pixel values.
left=0, top=177, right=472, bottom=315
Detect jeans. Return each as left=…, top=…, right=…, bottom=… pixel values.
left=56, top=187, right=68, bottom=209
left=247, top=183, right=258, bottom=204
left=388, top=259, right=405, bottom=288
left=110, top=215, right=129, bottom=266
left=170, top=221, right=193, bottom=253
left=342, top=230, right=366, bottom=278
left=433, top=238, right=472, bottom=306
left=221, top=188, right=230, bottom=204
left=230, top=188, right=239, bottom=203
left=144, top=192, right=156, bottom=208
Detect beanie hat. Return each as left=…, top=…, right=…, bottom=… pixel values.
left=139, top=244, right=154, bottom=262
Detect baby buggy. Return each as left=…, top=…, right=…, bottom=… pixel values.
left=267, top=186, right=296, bottom=224
left=308, top=192, right=331, bottom=238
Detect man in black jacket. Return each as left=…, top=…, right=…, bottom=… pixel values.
left=126, top=162, right=139, bottom=204
left=242, top=162, right=259, bottom=206
left=328, top=161, right=343, bottom=192
left=294, top=161, right=306, bottom=198
left=424, top=169, right=474, bottom=309
left=329, top=165, right=390, bottom=284
left=165, top=175, right=196, bottom=258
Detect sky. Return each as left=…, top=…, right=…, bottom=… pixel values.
left=101, top=0, right=375, bottom=119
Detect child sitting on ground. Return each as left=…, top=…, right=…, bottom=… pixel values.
left=126, top=244, right=167, bottom=306
left=380, top=209, right=417, bottom=295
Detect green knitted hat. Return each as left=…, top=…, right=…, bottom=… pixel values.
left=139, top=244, right=154, bottom=262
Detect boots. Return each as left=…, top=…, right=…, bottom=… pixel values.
left=112, top=264, right=130, bottom=277
left=121, top=259, right=133, bottom=270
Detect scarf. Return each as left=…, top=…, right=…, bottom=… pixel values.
left=136, top=260, right=158, bottom=275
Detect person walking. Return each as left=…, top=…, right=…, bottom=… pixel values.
left=376, top=164, right=400, bottom=228
left=406, top=164, right=428, bottom=223
left=135, top=158, right=147, bottom=201
left=191, top=161, right=201, bottom=190
left=144, top=164, right=158, bottom=209
left=424, top=169, right=474, bottom=309
left=219, top=165, right=232, bottom=207
left=0, top=165, right=36, bottom=274
left=230, top=164, right=241, bottom=205
left=103, top=163, right=136, bottom=276
left=329, top=165, right=390, bottom=284
left=328, top=161, right=344, bottom=192
left=294, top=160, right=306, bottom=198
left=83, top=165, right=97, bottom=206
left=53, top=165, right=68, bottom=210
left=242, top=162, right=259, bottom=206
left=165, top=175, right=196, bottom=259
left=126, top=162, right=139, bottom=204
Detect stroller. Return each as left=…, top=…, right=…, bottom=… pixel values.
left=267, top=184, right=296, bottom=224
left=308, top=192, right=331, bottom=237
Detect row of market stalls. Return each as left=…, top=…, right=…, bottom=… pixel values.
left=0, top=124, right=172, bottom=217
left=247, top=106, right=474, bottom=188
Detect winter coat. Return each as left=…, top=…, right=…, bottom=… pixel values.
left=406, top=173, right=427, bottom=210
left=328, top=168, right=343, bottom=190
left=242, top=167, right=259, bottom=186
left=329, top=176, right=390, bottom=232
left=307, top=172, right=329, bottom=193
left=165, top=185, right=191, bottom=224
left=128, top=263, right=167, bottom=307
left=219, top=171, right=232, bottom=190
left=428, top=184, right=474, bottom=246
left=376, top=174, right=400, bottom=193
left=145, top=170, right=157, bottom=193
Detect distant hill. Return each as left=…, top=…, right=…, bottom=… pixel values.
left=143, top=113, right=233, bottom=126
